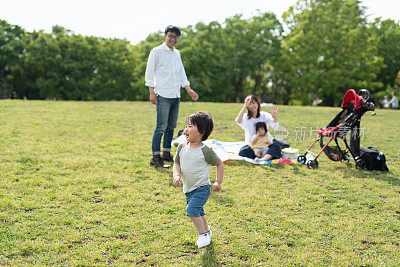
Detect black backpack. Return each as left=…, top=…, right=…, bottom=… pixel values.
left=357, top=147, right=389, bottom=171
left=273, top=138, right=290, bottom=149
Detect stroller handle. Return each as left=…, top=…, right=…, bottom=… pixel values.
left=358, top=89, right=375, bottom=111
left=358, top=89, right=371, bottom=102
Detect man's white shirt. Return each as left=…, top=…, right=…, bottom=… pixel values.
left=145, top=43, right=190, bottom=98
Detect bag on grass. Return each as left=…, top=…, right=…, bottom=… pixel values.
left=273, top=138, right=290, bottom=149
left=357, top=147, right=389, bottom=171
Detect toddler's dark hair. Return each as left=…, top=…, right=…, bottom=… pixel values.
left=165, top=25, right=181, bottom=36
left=187, top=111, right=214, bottom=141
left=255, top=122, right=268, bottom=133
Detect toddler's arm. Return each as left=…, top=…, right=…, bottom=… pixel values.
left=173, top=162, right=182, bottom=187
left=212, top=161, right=224, bottom=191
left=250, top=135, right=259, bottom=147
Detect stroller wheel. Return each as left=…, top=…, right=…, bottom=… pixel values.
left=307, top=160, right=319, bottom=169
left=297, top=155, right=306, bottom=164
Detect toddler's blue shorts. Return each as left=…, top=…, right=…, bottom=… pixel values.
left=185, top=185, right=211, bottom=217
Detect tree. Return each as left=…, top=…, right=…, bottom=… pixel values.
left=179, top=21, right=233, bottom=102
left=173, top=13, right=282, bottom=102
left=13, top=26, right=139, bottom=100
left=88, top=38, right=138, bottom=100
left=244, top=13, right=283, bottom=102
left=13, top=26, right=97, bottom=99
left=281, top=0, right=383, bottom=106
left=370, top=18, right=400, bottom=91
left=223, top=13, right=282, bottom=102
left=0, top=20, right=25, bottom=98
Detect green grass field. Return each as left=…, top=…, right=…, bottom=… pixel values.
left=0, top=100, right=399, bottom=265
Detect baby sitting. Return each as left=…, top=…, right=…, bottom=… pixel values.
left=250, top=122, right=274, bottom=161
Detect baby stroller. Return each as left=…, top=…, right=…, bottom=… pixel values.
left=297, top=89, right=375, bottom=169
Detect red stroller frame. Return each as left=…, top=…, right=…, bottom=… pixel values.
left=297, top=89, right=375, bottom=169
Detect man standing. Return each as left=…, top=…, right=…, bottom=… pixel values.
left=145, top=25, right=198, bottom=168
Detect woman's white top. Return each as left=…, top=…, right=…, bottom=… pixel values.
left=235, top=111, right=279, bottom=145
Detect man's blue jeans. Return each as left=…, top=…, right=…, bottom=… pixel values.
left=152, top=96, right=180, bottom=155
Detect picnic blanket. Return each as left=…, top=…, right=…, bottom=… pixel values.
left=172, top=136, right=294, bottom=165
left=203, top=140, right=273, bottom=165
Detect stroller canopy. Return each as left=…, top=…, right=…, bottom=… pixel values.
left=341, top=89, right=363, bottom=109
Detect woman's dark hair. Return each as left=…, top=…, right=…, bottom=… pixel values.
left=187, top=111, right=214, bottom=141
left=255, top=122, right=268, bottom=133
left=246, top=94, right=261, bottom=119
left=165, top=25, right=181, bottom=36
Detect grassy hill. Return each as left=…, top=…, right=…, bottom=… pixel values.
left=0, top=100, right=399, bottom=265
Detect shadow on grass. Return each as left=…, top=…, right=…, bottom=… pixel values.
left=209, top=192, right=235, bottom=207
left=149, top=166, right=173, bottom=176
left=259, top=163, right=285, bottom=170
left=146, top=166, right=176, bottom=186
left=375, top=173, right=400, bottom=186
left=222, top=160, right=256, bottom=167
left=224, top=159, right=285, bottom=170
left=202, top=242, right=221, bottom=267
left=332, top=165, right=400, bottom=186
left=255, top=161, right=293, bottom=172
left=290, top=164, right=304, bottom=174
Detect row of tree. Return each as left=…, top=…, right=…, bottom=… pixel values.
left=1, top=0, right=399, bottom=105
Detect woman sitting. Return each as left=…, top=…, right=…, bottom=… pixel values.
left=235, top=94, right=282, bottom=160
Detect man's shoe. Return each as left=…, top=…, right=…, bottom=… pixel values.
left=161, top=151, right=174, bottom=162
left=150, top=155, right=170, bottom=168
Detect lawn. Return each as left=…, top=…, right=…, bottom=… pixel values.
left=0, top=100, right=399, bottom=265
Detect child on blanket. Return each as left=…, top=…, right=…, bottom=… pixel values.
left=250, top=122, right=274, bottom=161
left=173, top=111, right=224, bottom=248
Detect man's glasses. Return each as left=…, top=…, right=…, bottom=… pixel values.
left=167, top=34, right=180, bottom=40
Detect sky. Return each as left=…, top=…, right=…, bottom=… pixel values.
left=1, top=0, right=399, bottom=45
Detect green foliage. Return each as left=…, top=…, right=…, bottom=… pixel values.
left=1, top=0, right=399, bottom=104
left=88, top=38, right=139, bottom=100
left=11, top=26, right=138, bottom=100
left=0, top=100, right=399, bottom=265
left=281, top=0, right=383, bottom=106
left=0, top=20, right=25, bottom=98
left=370, top=18, right=400, bottom=92
left=178, top=13, right=282, bottom=103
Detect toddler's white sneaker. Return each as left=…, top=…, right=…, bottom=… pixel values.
left=196, top=233, right=211, bottom=248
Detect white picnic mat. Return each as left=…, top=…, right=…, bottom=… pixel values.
left=173, top=136, right=273, bottom=164
left=203, top=139, right=273, bottom=165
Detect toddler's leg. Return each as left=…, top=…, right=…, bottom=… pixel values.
left=261, top=154, right=273, bottom=161
left=202, top=215, right=212, bottom=238
left=190, top=216, right=211, bottom=248
left=185, top=185, right=212, bottom=248
left=254, top=150, right=261, bottom=158
left=201, top=216, right=209, bottom=232
left=189, top=216, right=206, bottom=234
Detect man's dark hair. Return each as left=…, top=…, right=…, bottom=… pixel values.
left=255, top=122, right=268, bottom=133
left=246, top=94, right=261, bottom=119
left=165, top=25, right=181, bottom=36
left=187, top=111, right=214, bottom=141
